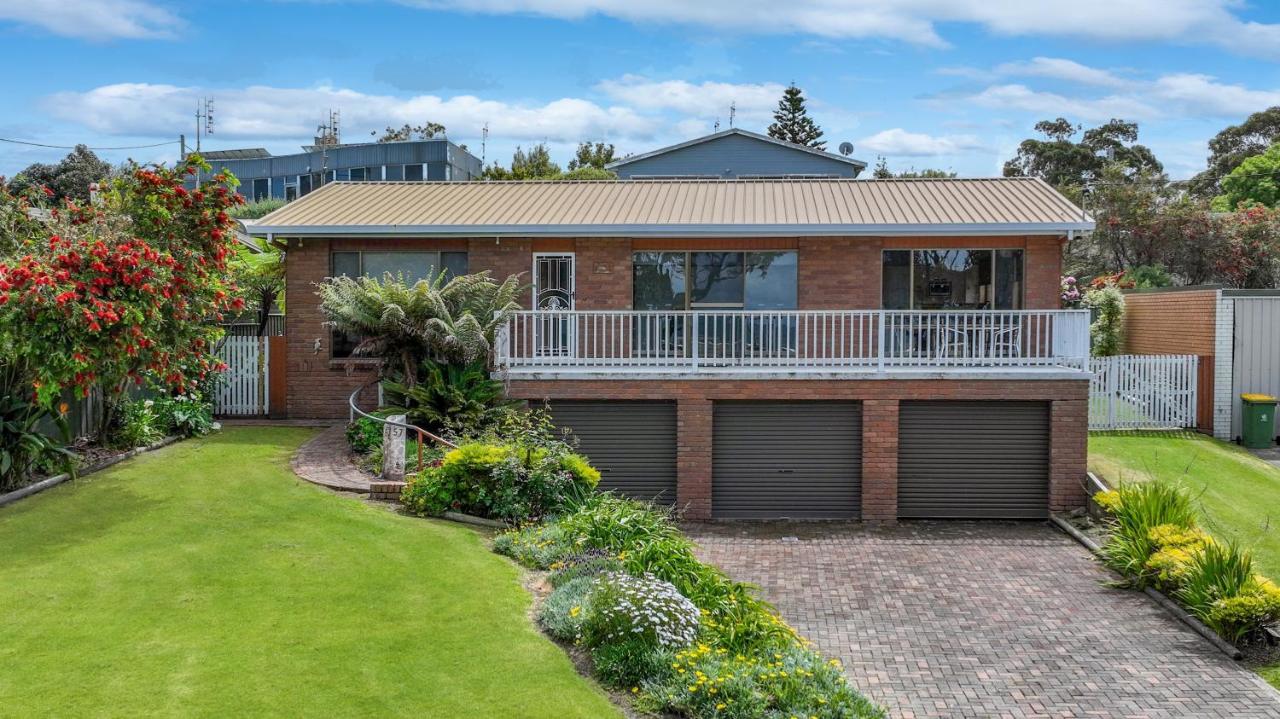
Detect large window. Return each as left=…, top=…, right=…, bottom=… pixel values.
left=881, top=249, right=1023, bottom=310
left=632, top=251, right=798, bottom=360
left=330, top=251, right=469, bottom=357
left=632, top=251, right=797, bottom=310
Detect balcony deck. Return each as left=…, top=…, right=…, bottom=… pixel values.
left=495, top=309, right=1091, bottom=381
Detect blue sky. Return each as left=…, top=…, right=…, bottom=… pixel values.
left=1, top=0, right=1279, bottom=179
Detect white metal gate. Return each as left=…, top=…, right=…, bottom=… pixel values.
left=215, top=336, right=269, bottom=416
left=1089, top=354, right=1198, bottom=430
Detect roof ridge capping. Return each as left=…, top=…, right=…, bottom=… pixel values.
left=320, top=176, right=1050, bottom=185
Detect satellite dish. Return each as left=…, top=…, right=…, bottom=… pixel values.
left=838, top=142, right=854, bottom=157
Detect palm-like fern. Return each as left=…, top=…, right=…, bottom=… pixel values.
left=317, top=270, right=525, bottom=386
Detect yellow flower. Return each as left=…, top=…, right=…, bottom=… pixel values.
left=716, top=703, right=726, bottom=710
left=569, top=606, right=581, bottom=618
left=631, top=687, right=638, bottom=694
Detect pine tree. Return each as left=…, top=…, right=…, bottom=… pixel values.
left=767, top=85, right=825, bottom=150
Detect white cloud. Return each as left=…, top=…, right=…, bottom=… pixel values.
left=994, top=57, right=1128, bottom=88
left=963, top=84, right=1159, bottom=122
left=1150, top=74, right=1280, bottom=117
left=42, top=82, right=662, bottom=145
left=0, top=0, right=181, bottom=40
left=857, top=128, right=986, bottom=156
left=594, top=75, right=783, bottom=123
left=398, top=0, right=1280, bottom=58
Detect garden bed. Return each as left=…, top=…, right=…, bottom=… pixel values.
left=1073, top=477, right=1280, bottom=671
left=493, top=496, right=887, bottom=719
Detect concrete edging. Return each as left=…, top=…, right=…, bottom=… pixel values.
left=0, top=435, right=182, bottom=510
left=1048, top=512, right=1244, bottom=660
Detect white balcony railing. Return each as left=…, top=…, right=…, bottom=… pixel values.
left=495, top=309, right=1091, bottom=375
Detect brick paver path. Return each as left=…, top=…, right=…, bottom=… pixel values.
left=688, top=521, right=1280, bottom=719
left=290, top=424, right=374, bottom=493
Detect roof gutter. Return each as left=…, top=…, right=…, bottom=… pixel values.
left=248, top=221, right=1096, bottom=239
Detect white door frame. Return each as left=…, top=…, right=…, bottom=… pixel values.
left=532, top=253, right=576, bottom=357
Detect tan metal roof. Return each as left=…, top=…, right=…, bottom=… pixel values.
left=253, top=177, right=1092, bottom=237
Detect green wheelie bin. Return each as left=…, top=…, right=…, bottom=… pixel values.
left=1241, top=394, right=1278, bottom=449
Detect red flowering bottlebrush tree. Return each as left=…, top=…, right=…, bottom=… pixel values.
left=1215, top=205, right=1280, bottom=289
left=0, top=156, right=245, bottom=440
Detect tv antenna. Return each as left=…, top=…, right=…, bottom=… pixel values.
left=838, top=141, right=854, bottom=157
left=728, top=101, right=736, bottom=128
left=194, top=97, right=214, bottom=152
left=482, top=122, right=489, bottom=165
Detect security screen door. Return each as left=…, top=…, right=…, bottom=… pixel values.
left=534, top=253, right=575, bottom=356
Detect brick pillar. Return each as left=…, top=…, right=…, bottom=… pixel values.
left=1049, top=399, right=1088, bottom=512
left=861, top=399, right=899, bottom=523
left=677, top=398, right=713, bottom=520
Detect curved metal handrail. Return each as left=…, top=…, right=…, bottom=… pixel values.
left=348, top=380, right=457, bottom=474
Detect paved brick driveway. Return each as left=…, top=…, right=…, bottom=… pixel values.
left=688, top=522, right=1280, bottom=719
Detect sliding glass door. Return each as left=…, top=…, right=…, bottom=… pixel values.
left=881, top=249, right=1024, bottom=310
left=632, top=251, right=798, bottom=362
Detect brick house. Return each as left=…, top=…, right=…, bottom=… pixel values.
left=255, top=177, right=1094, bottom=522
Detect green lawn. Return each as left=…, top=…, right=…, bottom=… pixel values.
left=0, top=427, right=620, bottom=718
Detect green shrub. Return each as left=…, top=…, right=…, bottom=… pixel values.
left=548, top=550, right=624, bottom=588
left=110, top=399, right=164, bottom=449
left=153, top=394, right=215, bottom=437
left=383, top=360, right=520, bottom=436
left=400, top=440, right=598, bottom=521
left=581, top=572, right=700, bottom=652
left=592, top=639, right=672, bottom=688
left=346, top=416, right=383, bottom=455
left=492, top=523, right=575, bottom=568
left=1143, top=524, right=1212, bottom=590
left=1206, top=577, right=1280, bottom=644
left=1099, top=481, right=1197, bottom=585
left=0, top=388, right=74, bottom=491
left=1177, top=541, right=1263, bottom=641
left=1085, top=285, right=1125, bottom=357
left=556, top=496, right=801, bottom=652
left=539, top=575, right=595, bottom=642
left=638, top=643, right=886, bottom=719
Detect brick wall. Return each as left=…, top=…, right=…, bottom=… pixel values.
left=798, top=237, right=882, bottom=309
left=468, top=237, right=534, bottom=307
left=1123, top=289, right=1218, bottom=356
left=575, top=238, right=633, bottom=309
left=283, top=237, right=378, bottom=418
left=507, top=378, right=1089, bottom=520
left=1123, top=288, right=1220, bottom=432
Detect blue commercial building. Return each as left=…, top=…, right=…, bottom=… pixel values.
left=191, top=138, right=483, bottom=201
left=607, top=128, right=866, bottom=180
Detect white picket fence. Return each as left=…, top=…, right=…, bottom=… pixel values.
left=214, top=336, right=269, bottom=416
left=1089, top=354, right=1198, bottom=430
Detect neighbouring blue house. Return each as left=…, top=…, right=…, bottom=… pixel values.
left=189, top=138, right=483, bottom=201
left=607, top=128, right=867, bottom=179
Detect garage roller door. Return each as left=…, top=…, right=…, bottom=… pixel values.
left=712, top=402, right=862, bottom=519
left=898, top=401, right=1049, bottom=519
left=550, top=401, right=677, bottom=504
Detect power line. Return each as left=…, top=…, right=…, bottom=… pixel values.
left=0, top=137, right=180, bottom=151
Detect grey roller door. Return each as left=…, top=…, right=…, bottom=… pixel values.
left=898, top=401, right=1049, bottom=519
left=712, top=402, right=861, bottom=519
left=550, top=401, right=677, bottom=504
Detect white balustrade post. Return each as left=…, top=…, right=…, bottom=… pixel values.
left=877, top=311, right=886, bottom=371
left=691, top=312, right=700, bottom=369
